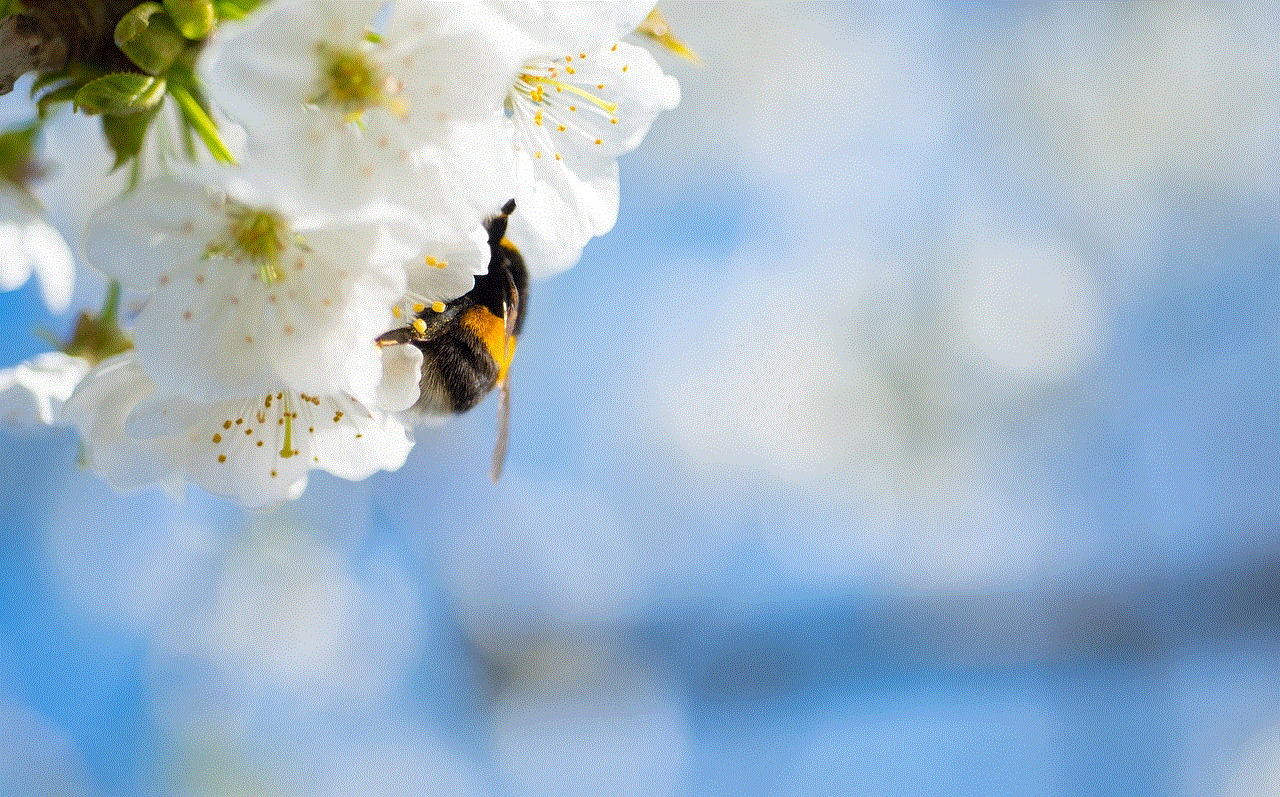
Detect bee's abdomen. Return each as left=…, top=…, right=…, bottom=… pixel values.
left=411, top=324, right=500, bottom=415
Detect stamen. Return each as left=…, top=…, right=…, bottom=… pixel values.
left=516, top=67, right=618, bottom=114
left=279, top=393, right=295, bottom=458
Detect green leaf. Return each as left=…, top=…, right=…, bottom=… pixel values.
left=36, top=83, right=79, bottom=117
left=28, top=71, right=66, bottom=98
left=212, top=0, right=262, bottom=21
left=115, top=2, right=164, bottom=39
left=102, top=105, right=160, bottom=172
left=30, top=61, right=108, bottom=102
left=0, top=121, right=39, bottom=181
left=115, top=3, right=186, bottom=75
left=74, top=73, right=166, bottom=115
left=163, top=0, right=214, bottom=39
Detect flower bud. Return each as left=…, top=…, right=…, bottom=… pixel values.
left=75, top=73, right=167, bottom=115
left=115, top=3, right=186, bottom=75
left=164, top=0, right=215, bottom=40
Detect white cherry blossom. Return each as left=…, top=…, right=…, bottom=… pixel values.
left=84, top=174, right=414, bottom=407
left=199, top=0, right=522, bottom=233
left=497, top=6, right=680, bottom=276
left=63, top=352, right=414, bottom=508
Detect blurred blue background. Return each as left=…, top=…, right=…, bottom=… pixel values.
left=4, top=3, right=1280, bottom=795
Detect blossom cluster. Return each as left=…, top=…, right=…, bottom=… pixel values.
left=0, top=0, right=681, bottom=506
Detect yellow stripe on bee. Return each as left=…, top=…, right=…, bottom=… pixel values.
left=459, top=306, right=517, bottom=380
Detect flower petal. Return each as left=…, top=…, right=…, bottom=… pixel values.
left=0, top=186, right=75, bottom=313
left=492, top=1, right=655, bottom=54
left=62, top=354, right=185, bottom=491
left=506, top=155, right=619, bottom=278
left=83, top=178, right=224, bottom=290
left=375, top=343, right=424, bottom=413
left=0, top=352, right=91, bottom=428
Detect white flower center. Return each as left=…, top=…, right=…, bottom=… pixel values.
left=311, top=42, right=408, bottom=123
left=205, top=203, right=290, bottom=285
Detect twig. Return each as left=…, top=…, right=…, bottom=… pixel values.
left=0, top=1, right=137, bottom=95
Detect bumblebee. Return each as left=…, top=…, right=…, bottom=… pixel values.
left=377, top=198, right=527, bottom=480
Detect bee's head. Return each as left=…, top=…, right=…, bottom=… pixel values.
left=486, top=198, right=517, bottom=243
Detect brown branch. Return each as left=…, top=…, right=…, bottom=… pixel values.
left=0, top=0, right=138, bottom=96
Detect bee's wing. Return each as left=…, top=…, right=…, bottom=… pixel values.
left=490, top=274, right=520, bottom=482
left=490, top=375, right=511, bottom=482
left=502, top=266, right=520, bottom=342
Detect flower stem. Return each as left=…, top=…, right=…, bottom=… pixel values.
left=100, top=278, right=121, bottom=325
left=169, top=84, right=236, bottom=164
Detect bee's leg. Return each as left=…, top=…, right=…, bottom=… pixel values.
left=376, top=328, right=418, bottom=346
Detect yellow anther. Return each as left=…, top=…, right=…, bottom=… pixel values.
left=412, top=302, right=425, bottom=313
left=412, top=317, right=427, bottom=335
left=392, top=305, right=402, bottom=318
left=431, top=300, right=445, bottom=313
